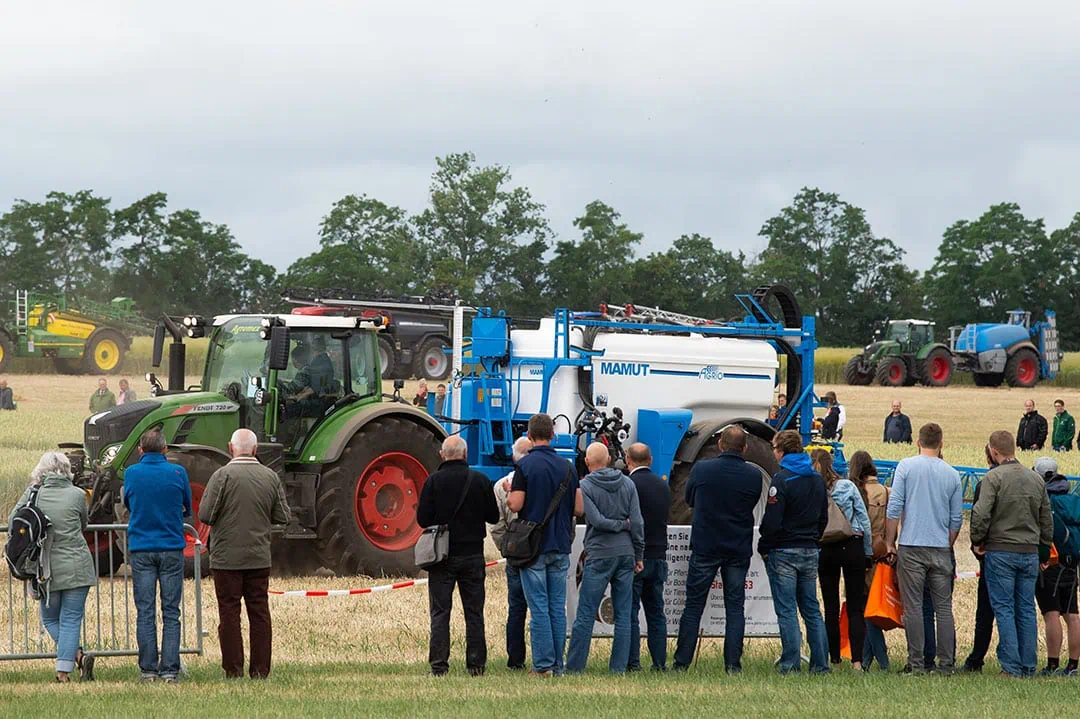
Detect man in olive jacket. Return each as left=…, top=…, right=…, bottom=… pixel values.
left=199, top=429, right=290, bottom=679
left=89, top=378, right=116, bottom=414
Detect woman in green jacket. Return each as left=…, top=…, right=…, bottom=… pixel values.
left=9, top=452, right=97, bottom=682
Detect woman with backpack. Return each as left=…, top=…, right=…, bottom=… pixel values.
left=7, top=451, right=97, bottom=682
left=847, top=450, right=892, bottom=671
left=812, top=449, right=872, bottom=670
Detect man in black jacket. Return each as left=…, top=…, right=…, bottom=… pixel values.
left=625, top=442, right=671, bottom=672
left=759, top=430, right=830, bottom=674
left=884, top=400, right=912, bottom=443
left=673, top=426, right=763, bottom=673
left=1018, top=399, right=1049, bottom=451
left=417, top=435, right=499, bottom=677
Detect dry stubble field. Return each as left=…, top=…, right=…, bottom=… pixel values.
left=1, top=374, right=1078, bottom=716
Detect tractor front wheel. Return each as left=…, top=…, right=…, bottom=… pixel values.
left=919, top=348, right=953, bottom=387
left=874, top=357, right=907, bottom=387
left=316, top=417, right=442, bottom=576
left=843, top=356, right=873, bottom=385
left=1005, top=349, right=1040, bottom=388
left=669, top=430, right=776, bottom=525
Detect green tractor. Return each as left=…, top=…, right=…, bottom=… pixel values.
left=64, top=311, right=445, bottom=577
left=843, top=319, right=954, bottom=388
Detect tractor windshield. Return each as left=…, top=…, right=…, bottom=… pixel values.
left=886, top=323, right=910, bottom=343
left=203, top=318, right=268, bottom=395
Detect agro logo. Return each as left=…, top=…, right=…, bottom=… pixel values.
left=599, top=361, right=650, bottom=377
left=698, top=365, right=725, bottom=381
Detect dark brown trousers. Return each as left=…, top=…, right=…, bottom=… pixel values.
left=213, top=567, right=273, bottom=678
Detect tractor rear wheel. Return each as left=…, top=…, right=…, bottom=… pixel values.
left=83, top=330, right=127, bottom=374
left=414, top=337, right=451, bottom=381
left=874, top=357, right=907, bottom=387
left=668, top=430, right=777, bottom=525
left=0, top=333, right=13, bottom=372
left=918, top=348, right=953, bottom=387
left=377, top=336, right=397, bottom=379
left=1005, top=349, right=1040, bottom=388
left=316, top=417, right=442, bottom=576
left=843, top=356, right=873, bottom=385
left=973, top=372, right=1005, bottom=387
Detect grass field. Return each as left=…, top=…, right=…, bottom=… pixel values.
left=2, top=374, right=1079, bottom=716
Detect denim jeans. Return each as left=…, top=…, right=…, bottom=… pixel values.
left=674, top=554, right=750, bottom=671
left=505, top=564, right=528, bottom=669
left=130, top=550, right=184, bottom=677
left=40, top=586, right=91, bottom=673
left=863, top=623, right=889, bottom=671
left=765, top=548, right=829, bottom=673
left=520, top=552, right=570, bottom=674
left=566, top=555, right=635, bottom=673
left=985, top=551, right=1039, bottom=677
left=629, top=558, right=668, bottom=671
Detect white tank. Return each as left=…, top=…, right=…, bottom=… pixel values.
left=508, top=319, right=778, bottom=441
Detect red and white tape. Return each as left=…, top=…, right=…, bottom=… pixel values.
left=269, top=559, right=506, bottom=597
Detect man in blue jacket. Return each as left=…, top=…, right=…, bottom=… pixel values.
left=673, top=426, right=764, bottom=673
left=123, top=430, right=192, bottom=683
left=759, top=429, right=830, bottom=674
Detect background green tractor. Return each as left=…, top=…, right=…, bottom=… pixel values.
left=844, top=319, right=954, bottom=388
left=65, top=311, right=445, bottom=578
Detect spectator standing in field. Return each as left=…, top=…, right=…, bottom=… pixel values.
left=970, top=431, right=1053, bottom=677
left=960, top=445, right=999, bottom=673
left=883, top=400, right=912, bottom=444
left=434, top=383, right=447, bottom=415
left=198, top=429, right=290, bottom=679
left=625, top=442, right=670, bottom=673
left=417, top=435, right=499, bottom=677
left=821, top=392, right=846, bottom=441
left=412, top=379, right=429, bottom=408
left=759, top=430, right=831, bottom=674
left=508, top=413, right=582, bottom=677
left=1052, top=400, right=1075, bottom=452
left=487, top=436, right=533, bottom=670
left=89, top=378, right=116, bottom=413
left=674, top=426, right=763, bottom=673
left=1033, top=457, right=1080, bottom=676
left=1018, top=399, right=1048, bottom=451
left=8, top=452, right=96, bottom=682
left=566, top=442, right=644, bottom=674
left=847, top=451, right=892, bottom=671
left=0, top=378, right=16, bottom=410
left=777, top=394, right=787, bottom=409
left=767, top=404, right=781, bottom=429
left=884, top=422, right=962, bottom=675
left=812, top=449, right=872, bottom=670
left=117, top=378, right=137, bottom=406
left=123, top=430, right=191, bottom=683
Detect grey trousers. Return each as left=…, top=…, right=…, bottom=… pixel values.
left=897, top=546, right=956, bottom=672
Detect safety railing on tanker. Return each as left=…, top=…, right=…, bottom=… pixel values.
left=872, top=461, right=1080, bottom=509
left=0, top=523, right=204, bottom=664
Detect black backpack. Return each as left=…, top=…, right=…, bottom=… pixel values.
left=5, top=486, right=51, bottom=584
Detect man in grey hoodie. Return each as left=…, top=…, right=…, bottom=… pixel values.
left=565, top=442, right=644, bottom=673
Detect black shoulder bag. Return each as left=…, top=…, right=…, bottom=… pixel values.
left=500, top=463, right=573, bottom=569
left=414, top=475, right=472, bottom=569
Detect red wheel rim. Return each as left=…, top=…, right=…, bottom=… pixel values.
left=889, top=364, right=902, bottom=383
left=354, top=452, right=427, bottom=552
left=1018, top=357, right=1037, bottom=385
left=184, top=482, right=211, bottom=559
left=930, top=356, right=949, bottom=382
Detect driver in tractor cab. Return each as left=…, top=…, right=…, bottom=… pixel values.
left=281, top=342, right=334, bottom=419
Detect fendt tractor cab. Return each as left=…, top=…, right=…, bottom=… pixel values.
left=63, top=311, right=445, bottom=578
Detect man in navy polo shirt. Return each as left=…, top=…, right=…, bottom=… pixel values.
left=508, top=413, right=582, bottom=677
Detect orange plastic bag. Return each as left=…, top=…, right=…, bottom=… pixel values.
left=1050, top=544, right=1060, bottom=567
left=864, top=563, right=904, bottom=630
left=839, top=602, right=851, bottom=660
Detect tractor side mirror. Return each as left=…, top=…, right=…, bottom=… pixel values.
left=268, top=326, right=291, bottom=371
left=151, top=323, right=166, bottom=367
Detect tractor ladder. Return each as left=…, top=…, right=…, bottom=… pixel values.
left=14, top=290, right=29, bottom=336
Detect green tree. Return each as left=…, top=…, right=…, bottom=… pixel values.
left=627, top=234, right=746, bottom=320
left=1048, top=212, right=1080, bottom=350
left=547, top=201, right=642, bottom=311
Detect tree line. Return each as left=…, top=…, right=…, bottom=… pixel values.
left=3, top=152, right=1080, bottom=349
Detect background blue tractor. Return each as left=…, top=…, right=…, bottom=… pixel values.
left=949, top=309, right=1061, bottom=388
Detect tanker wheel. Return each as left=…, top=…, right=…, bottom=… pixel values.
left=918, top=348, right=953, bottom=387
left=974, top=372, right=1005, bottom=388
left=84, top=530, right=124, bottom=576
left=414, top=337, right=451, bottom=381
left=1005, top=349, right=1040, bottom=388
left=84, top=330, right=127, bottom=374
left=316, top=417, right=442, bottom=577
left=52, top=358, right=83, bottom=374
left=874, top=357, right=907, bottom=387
left=843, top=356, right=872, bottom=386
left=0, top=333, right=13, bottom=372
left=377, top=336, right=397, bottom=379
left=668, top=430, right=777, bottom=525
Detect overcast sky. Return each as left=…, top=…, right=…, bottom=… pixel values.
left=2, top=1, right=1078, bottom=273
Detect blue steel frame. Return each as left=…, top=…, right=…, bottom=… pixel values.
left=872, top=460, right=1080, bottom=509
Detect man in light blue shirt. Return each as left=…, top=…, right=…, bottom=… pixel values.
left=884, top=422, right=962, bottom=674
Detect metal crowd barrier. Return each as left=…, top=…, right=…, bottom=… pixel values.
left=872, top=460, right=1080, bottom=509
left=1, top=523, right=204, bottom=664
